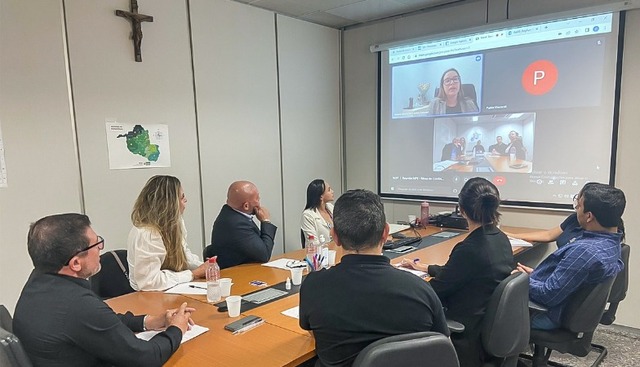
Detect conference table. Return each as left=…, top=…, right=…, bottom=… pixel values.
left=106, top=224, right=537, bottom=367
left=444, top=153, right=532, bottom=173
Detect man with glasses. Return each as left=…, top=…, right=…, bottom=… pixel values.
left=13, top=213, right=195, bottom=366
left=513, top=183, right=626, bottom=330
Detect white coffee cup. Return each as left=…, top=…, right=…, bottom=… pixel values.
left=226, top=295, right=242, bottom=318
left=290, top=267, right=303, bottom=286
left=328, top=250, right=337, bottom=266
left=219, top=278, right=233, bottom=297
left=408, top=215, right=417, bottom=226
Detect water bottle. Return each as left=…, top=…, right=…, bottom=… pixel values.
left=206, top=256, right=221, bottom=303
left=318, top=234, right=329, bottom=268
left=509, top=146, right=516, bottom=163
left=420, top=201, right=430, bottom=227
left=306, top=235, right=320, bottom=271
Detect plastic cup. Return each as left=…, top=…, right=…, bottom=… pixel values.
left=219, top=278, right=233, bottom=297
left=226, top=295, right=242, bottom=317
left=328, top=250, right=337, bottom=266
left=408, top=215, right=417, bottom=226
left=290, top=267, right=303, bottom=285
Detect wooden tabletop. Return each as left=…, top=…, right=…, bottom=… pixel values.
left=106, top=224, right=538, bottom=366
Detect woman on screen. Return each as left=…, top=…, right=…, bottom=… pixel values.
left=127, top=175, right=207, bottom=291
left=401, top=177, right=513, bottom=367
left=504, top=130, right=527, bottom=159
left=429, top=68, right=479, bottom=115
left=301, top=179, right=335, bottom=246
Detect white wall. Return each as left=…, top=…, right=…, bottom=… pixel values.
left=343, top=1, right=640, bottom=327
left=0, top=0, right=83, bottom=316
left=0, top=0, right=340, bottom=312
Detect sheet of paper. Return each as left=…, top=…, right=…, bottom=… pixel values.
left=136, top=324, right=209, bottom=343
left=508, top=237, right=533, bottom=247
left=394, top=265, right=429, bottom=279
left=388, top=223, right=410, bottom=234
left=261, top=258, right=300, bottom=270
left=164, top=282, right=207, bottom=295
left=281, top=306, right=299, bottom=319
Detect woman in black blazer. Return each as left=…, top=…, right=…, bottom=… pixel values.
left=402, top=177, right=514, bottom=367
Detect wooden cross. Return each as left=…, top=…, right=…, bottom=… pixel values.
left=115, top=0, right=153, bottom=62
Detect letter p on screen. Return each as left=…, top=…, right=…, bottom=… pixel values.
left=522, top=60, right=558, bottom=95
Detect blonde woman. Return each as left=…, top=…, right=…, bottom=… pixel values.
left=127, top=175, right=207, bottom=291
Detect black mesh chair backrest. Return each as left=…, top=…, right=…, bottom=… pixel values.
left=600, top=243, right=630, bottom=325
left=90, top=250, right=135, bottom=299
left=0, top=305, right=12, bottom=333
left=352, top=332, right=459, bottom=367
left=609, top=244, right=630, bottom=303
left=481, top=272, right=530, bottom=358
left=0, top=327, right=33, bottom=367
left=562, top=275, right=616, bottom=333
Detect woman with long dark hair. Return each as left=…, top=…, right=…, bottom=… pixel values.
left=301, top=179, right=335, bottom=243
left=429, top=68, right=479, bottom=115
left=402, top=177, right=513, bottom=367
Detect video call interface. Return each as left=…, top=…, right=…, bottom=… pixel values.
left=378, top=12, right=620, bottom=207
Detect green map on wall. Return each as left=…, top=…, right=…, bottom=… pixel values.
left=116, top=124, right=160, bottom=162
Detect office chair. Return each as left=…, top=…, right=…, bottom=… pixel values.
left=434, top=84, right=478, bottom=108
left=590, top=243, right=630, bottom=364
left=352, top=331, right=459, bottom=367
left=481, top=272, right=530, bottom=367
left=0, top=305, right=11, bottom=333
left=0, top=327, right=33, bottom=367
left=90, top=250, right=135, bottom=299
left=526, top=275, right=616, bottom=367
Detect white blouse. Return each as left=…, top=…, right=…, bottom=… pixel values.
left=301, top=203, right=334, bottom=244
left=127, top=218, right=203, bottom=291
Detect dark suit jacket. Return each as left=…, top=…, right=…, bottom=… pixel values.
left=441, top=143, right=461, bottom=161
left=205, top=204, right=277, bottom=269
left=428, top=225, right=514, bottom=367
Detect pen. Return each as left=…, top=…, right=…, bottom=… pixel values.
left=304, top=257, right=314, bottom=271
left=413, top=258, right=420, bottom=263
left=189, top=284, right=207, bottom=290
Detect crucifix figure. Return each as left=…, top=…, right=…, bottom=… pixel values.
left=116, top=0, right=153, bottom=62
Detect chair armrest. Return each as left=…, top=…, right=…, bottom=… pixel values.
left=446, top=319, right=465, bottom=333
left=528, top=300, right=548, bottom=313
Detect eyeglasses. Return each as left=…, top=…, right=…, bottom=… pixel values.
left=443, top=76, right=460, bottom=85
left=65, top=236, right=104, bottom=265
left=572, top=194, right=580, bottom=209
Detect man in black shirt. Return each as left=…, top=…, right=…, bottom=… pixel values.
left=13, top=213, right=194, bottom=367
left=299, top=190, right=449, bottom=367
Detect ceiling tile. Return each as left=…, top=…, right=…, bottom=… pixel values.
left=299, top=11, right=355, bottom=29
left=326, top=0, right=412, bottom=23
left=249, top=0, right=317, bottom=17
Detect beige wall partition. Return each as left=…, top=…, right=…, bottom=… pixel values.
left=0, top=0, right=341, bottom=312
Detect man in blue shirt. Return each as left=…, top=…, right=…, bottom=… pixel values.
left=514, top=183, right=625, bottom=330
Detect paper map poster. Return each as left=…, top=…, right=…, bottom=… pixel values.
left=0, top=121, right=7, bottom=187
left=106, top=121, right=171, bottom=169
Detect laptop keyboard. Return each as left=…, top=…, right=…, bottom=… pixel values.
left=243, top=288, right=288, bottom=304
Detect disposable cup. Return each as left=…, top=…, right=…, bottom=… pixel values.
left=219, top=278, right=233, bottom=297
left=226, top=295, right=242, bottom=318
left=290, top=267, right=303, bottom=285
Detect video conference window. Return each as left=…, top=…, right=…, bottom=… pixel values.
left=378, top=12, right=620, bottom=207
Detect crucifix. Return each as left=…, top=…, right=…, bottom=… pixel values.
left=115, top=0, right=153, bottom=62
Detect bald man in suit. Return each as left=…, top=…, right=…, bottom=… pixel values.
left=204, top=181, right=277, bottom=269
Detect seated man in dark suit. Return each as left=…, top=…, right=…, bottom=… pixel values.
left=488, top=136, right=507, bottom=155
left=205, top=181, right=277, bottom=269
left=13, top=213, right=194, bottom=367
left=514, top=183, right=625, bottom=330
left=299, top=189, right=449, bottom=367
